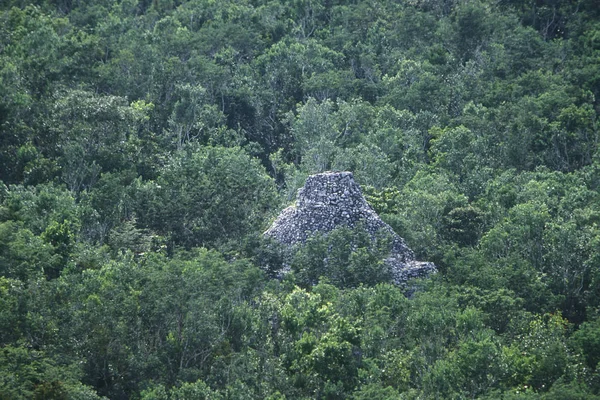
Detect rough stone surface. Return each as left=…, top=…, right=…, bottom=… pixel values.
left=264, top=171, right=436, bottom=284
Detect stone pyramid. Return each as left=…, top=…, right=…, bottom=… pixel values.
left=264, top=171, right=436, bottom=284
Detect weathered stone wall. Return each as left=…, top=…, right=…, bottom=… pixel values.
left=264, top=171, right=436, bottom=284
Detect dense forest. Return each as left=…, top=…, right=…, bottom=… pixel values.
left=1, top=0, right=600, bottom=398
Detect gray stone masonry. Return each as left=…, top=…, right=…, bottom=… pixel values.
left=264, top=171, right=436, bottom=285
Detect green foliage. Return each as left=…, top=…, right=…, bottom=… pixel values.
left=351, top=383, right=400, bottom=400
left=2, top=0, right=600, bottom=398
left=50, top=89, right=146, bottom=192
left=141, top=145, right=277, bottom=249
left=278, top=284, right=362, bottom=398
left=571, top=317, right=600, bottom=371
left=140, top=379, right=221, bottom=400
left=52, top=249, right=265, bottom=398
left=0, top=344, right=104, bottom=400
left=291, top=225, right=393, bottom=289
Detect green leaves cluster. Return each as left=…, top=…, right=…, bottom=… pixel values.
left=2, top=0, right=600, bottom=398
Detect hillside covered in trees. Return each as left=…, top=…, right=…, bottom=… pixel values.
left=1, top=0, right=600, bottom=398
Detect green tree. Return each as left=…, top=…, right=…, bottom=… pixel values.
left=0, top=344, right=104, bottom=400
left=50, top=89, right=146, bottom=192
left=291, top=225, right=394, bottom=289
left=139, top=145, right=277, bottom=249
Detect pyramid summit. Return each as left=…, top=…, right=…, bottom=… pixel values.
left=265, top=171, right=436, bottom=284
